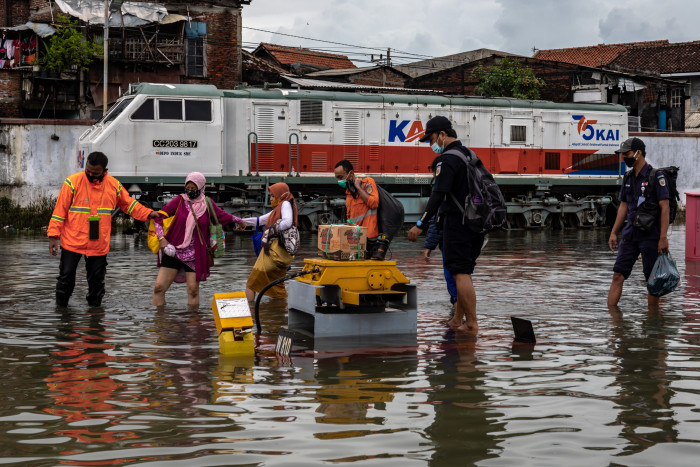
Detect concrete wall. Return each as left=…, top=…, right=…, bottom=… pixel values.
left=1, top=121, right=699, bottom=207
left=632, top=132, right=700, bottom=204
left=0, top=120, right=92, bottom=203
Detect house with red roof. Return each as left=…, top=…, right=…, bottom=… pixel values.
left=536, top=41, right=698, bottom=132
left=251, top=43, right=357, bottom=75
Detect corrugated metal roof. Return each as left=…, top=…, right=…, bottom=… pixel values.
left=282, top=75, right=433, bottom=93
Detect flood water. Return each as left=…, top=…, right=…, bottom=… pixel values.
left=1, top=228, right=699, bottom=466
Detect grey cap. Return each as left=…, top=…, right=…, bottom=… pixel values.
left=615, top=137, right=645, bottom=154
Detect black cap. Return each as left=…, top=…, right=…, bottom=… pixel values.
left=419, top=116, right=452, bottom=142
left=615, top=137, right=645, bottom=154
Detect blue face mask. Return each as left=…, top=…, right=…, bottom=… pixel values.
left=431, top=142, right=444, bottom=154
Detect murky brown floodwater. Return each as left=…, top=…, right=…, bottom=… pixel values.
left=1, top=227, right=699, bottom=466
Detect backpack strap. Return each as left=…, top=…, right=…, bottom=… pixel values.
left=443, top=148, right=474, bottom=216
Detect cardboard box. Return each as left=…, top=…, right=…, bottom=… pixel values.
left=318, top=224, right=367, bottom=260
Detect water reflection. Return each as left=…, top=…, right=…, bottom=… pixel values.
left=0, top=231, right=699, bottom=465
left=608, top=306, right=678, bottom=458
left=44, top=308, right=144, bottom=445
left=425, top=333, right=504, bottom=466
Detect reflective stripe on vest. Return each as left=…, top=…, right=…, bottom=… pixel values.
left=347, top=209, right=377, bottom=224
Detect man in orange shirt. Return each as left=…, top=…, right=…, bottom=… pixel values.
left=48, top=151, right=158, bottom=307
left=333, top=160, right=383, bottom=259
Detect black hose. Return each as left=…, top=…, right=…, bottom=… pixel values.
left=254, top=267, right=321, bottom=333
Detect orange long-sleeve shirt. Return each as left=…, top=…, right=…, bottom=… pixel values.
left=345, top=176, right=379, bottom=238
left=47, top=171, right=153, bottom=256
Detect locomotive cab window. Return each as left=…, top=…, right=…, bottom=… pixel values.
left=131, top=98, right=154, bottom=120
left=510, top=125, right=527, bottom=143
left=159, top=99, right=183, bottom=120
left=299, top=100, right=323, bottom=125
left=185, top=100, right=212, bottom=122
left=97, top=97, right=133, bottom=125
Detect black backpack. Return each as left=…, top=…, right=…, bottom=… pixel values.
left=443, top=148, right=507, bottom=234
left=651, top=166, right=680, bottom=223
left=624, top=165, right=680, bottom=223
left=376, top=185, right=405, bottom=242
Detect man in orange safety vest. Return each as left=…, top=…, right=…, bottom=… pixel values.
left=48, top=151, right=159, bottom=307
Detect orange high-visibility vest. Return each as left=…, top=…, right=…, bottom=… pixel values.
left=345, top=176, right=379, bottom=238
left=47, top=171, right=152, bottom=256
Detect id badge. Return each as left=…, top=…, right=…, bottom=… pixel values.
left=637, top=195, right=646, bottom=207
left=88, top=215, right=100, bottom=240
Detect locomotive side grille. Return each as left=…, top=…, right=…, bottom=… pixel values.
left=510, top=125, right=526, bottom=143
left=255, top=107, right=276, bottom=171
left=571, top=152, right=616, bottom=171
left=300, top=101, right=323, bottom=125
left=369, top=143, right=379, bottom=161
left=545, top=152, right=560, bottom=170
left=312, top=152, right=328, bottom=172
left=343, top=111, right=361, bottom=167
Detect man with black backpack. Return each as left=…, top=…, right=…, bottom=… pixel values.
left=408, top=116, right=501, bottom=334
left=608, top=137, right=671, bottom=308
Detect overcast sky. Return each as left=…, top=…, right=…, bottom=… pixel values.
left=242, top=0, right=699, bottom=66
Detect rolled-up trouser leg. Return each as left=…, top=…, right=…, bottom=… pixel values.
left=56, top=249, right=82, bottom=306
left=85, top=254, right=108, bottom=307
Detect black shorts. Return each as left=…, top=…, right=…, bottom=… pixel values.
left=442, top=214, right=485, bottom=275
left=160, top=253, right=194, bottom=273
left=613, top=237, right=659, bottom=281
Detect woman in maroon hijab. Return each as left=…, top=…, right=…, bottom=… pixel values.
left=239, top=183, right=298, bottom=301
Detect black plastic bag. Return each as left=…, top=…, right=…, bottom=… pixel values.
left=647, top=252, right=680, bottom=297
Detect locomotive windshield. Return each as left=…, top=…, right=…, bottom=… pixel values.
left=96, top=97, right=134, bottom=126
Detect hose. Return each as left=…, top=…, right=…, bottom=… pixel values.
left=254, top=267, right=321, bottom=333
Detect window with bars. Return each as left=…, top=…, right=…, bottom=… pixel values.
left=186, top=37, right=206, bottom=77
left=671, top=88, right=682, bottom=108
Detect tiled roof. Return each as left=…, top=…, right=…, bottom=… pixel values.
left=242, top=50, right=286, bottom=74
left=612, top=41, right=700, bottom=74
left=256, top=43, right=356, bottom=70
left=534, top=41, right=669, bottom=67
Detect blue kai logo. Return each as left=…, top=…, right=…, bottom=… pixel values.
left=388, top=120, right=425, bottom=143
left=572, top=115, right=620, bottom=141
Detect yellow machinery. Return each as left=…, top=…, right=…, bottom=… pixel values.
left=211, top=292, right=255, bottom=356
left=285, top=258, right=417, bottom=339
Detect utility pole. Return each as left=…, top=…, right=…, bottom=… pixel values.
left=371, top=48, right=392, bottom=67
left=103, top=0, right=122, bottom=115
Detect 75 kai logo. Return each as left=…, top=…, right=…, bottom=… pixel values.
left=572, top=115, right=620, bottom=141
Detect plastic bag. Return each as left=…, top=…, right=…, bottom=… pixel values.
left=647, top=252, right=680, bottom=297
left=252, top=217, right=263, bottom=256
left=205, top=197, right=225, bottom=258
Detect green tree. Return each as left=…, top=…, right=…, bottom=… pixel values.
left=472, top=57, right=545, bottom=99
left=41, top=14, right=103, bottom=72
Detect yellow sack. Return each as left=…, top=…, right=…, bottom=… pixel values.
left=147, top=210, right=174, bottom=254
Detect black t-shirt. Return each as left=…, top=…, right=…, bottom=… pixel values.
left=432, top=141, right=471, bottom=215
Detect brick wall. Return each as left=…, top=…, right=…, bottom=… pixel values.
left=183, top=7, right=242, bottom=88
left=1, top=0, right=31, bottom=26
left=0, top=71, right=22, bottom=117
left=350, top=68, right=407, bottom=88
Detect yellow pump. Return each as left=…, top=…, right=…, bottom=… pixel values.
left=211, top=292, right=255, bottom=356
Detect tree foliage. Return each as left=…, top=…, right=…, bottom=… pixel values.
left=472, top=57, right=545, bottom=100
left=41, top=14, right=103, bottom=72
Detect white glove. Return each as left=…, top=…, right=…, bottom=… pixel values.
left=164, top=243, right=176, bottom=257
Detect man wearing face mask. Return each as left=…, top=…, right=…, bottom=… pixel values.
left=608, top=137, right=670, bottom=308
left=408, top=116, right=485, bottom=334
left=48, top=151, right=159, bottom=307
left=334, top=159, right=380, bottom=258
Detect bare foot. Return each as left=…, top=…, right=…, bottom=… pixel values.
left=447, top=318, right=462, bottom=328
left=456, top=323, right=478, bottom=334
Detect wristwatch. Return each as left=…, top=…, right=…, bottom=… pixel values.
left=416, top=220, right=422, bottom=227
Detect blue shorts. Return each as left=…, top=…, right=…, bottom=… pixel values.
left=613, top=237, right=659, bottom=281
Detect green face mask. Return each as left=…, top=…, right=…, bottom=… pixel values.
left=338, top=179, right=348, bottom=188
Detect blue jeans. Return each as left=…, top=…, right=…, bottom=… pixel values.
left=441, top=250, right=457, bottom=304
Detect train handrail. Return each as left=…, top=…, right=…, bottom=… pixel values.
left=288, top=133, right=300, bottom=177
left=247, top=132, right=259, bottom=176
